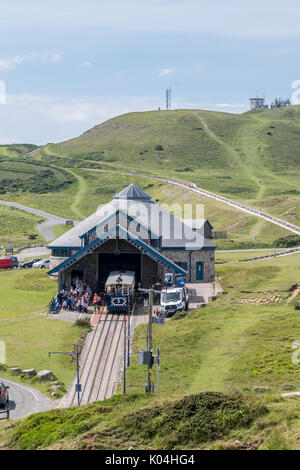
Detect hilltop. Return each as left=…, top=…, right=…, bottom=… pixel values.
left=37, top=107, right=300, bottom=201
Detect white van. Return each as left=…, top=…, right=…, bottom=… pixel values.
left=160, top=287, right=189, bottom=317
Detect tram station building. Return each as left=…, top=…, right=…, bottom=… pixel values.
left=48, top=184, right=216, bottom=291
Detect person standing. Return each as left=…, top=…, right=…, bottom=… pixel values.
left=93, top=293, right=100, bottom=314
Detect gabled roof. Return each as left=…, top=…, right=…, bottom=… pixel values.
left=48, top=184, right=216, bottom=251
left=48, top=224, right=187, bottom=276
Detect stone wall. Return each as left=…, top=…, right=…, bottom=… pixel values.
left=50, top=241, right=215, bottom=289
left=50, top=256, right=68, bottom=272
left=164, top=249, right=215, bottom=282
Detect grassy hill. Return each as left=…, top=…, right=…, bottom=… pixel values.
left=31, top=107, right=300, bottom=226
left=1, top=251, right=300, bottom=450
left=1, top=107, right=300, bottom=249
left=37, top=107, right=300, bottom=200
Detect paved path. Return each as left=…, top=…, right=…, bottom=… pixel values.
left=46, top=309, right=91, bottom=323
left=281, top=392, right=300, bottom=398
left=186, top=282, right=223, bottom=308
left=0, top=377, right=57, bottom=420
left=0, top=199, right=68, bottom=242
left=17, top=246, right=51, bottom=260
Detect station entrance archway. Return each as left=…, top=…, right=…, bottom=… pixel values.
left=98, top=252, right=141, bottom=284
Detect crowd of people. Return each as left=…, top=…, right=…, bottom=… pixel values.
left=55, top=280, right=94, bottom=313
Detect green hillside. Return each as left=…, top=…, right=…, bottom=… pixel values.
left=1, top=251, right=300, bottom=450
left=38, top=108, right=299, bottom=191
left=34, top=107, right=300, bottom=222
left=1, top=107, right=300, bottom=249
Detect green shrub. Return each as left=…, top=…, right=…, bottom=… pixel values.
left=275, top=235, right=300, bottom=247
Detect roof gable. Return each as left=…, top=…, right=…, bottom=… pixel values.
left=48, top=185, right=216, bottom=251
left=48, top=223, right=187, bottom=276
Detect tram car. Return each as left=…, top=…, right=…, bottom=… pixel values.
left=105, top=270, right=135, bottom=313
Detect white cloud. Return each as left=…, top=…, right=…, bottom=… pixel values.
left=2, top=1, right=300, bottom=38
left=80, top=61, right=92, bottom=68
left=159, top=68, right=176, bottom=77
left=0, top=52, right=61, bottom=72
left=0, top=93, right=161, bottom=144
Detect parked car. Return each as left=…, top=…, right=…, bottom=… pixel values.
left=0, top=382, right=9, bottom=409
left=175, top=275, right=186, bottom=287
left=164, top=272, right=186, bottom=287
left=164, top=272, right=174, bottom=286
left=32, top=258, right=50, bottom=269
left=0, top=257, right=14, bottom=270
left=10, top=256, right=18, bottom=269
left=20, top=258, right=42, bottom=269
left=160, top=286, right=189, bottom=317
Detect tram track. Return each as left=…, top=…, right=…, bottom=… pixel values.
left=83, top=313, right=121, bottom=404
left=84, top=168, right=300, bottom=236
left=94, top=315, right=125, bottom=401
left=61, top=311, right=126, bottom=407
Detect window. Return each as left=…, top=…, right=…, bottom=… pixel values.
left=175, top=261, right=188, bottom=271
left=52, top=248, right=72, bottom=258
left=161, top=291, right=181, bottom=302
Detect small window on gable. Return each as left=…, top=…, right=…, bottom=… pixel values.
left=104, top=224, right=109, bottom=232
left=136, top=223, right=140, bottom=232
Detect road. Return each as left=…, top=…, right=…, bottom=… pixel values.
left=18, top=246, right=51, bottom=260
left=0, top=199, right=71, bottom=242
left=0, top=378, right=57, bottom=420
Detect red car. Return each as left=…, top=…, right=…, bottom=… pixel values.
left=0, top=257, right=13, bottom=270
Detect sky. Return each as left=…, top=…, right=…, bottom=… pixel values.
left=0, top=0, right=300, bottom=144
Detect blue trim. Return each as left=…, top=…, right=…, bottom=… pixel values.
left=80, top=211, right=118, bottom=239
left=79, top=209, right=159, bottom=240
left=47, top=245, right=81, bottom=250
left=47, top=226, right=118, bottom=275
left=48, top=224, right=186, bottom=277
left=196, top=261, right=204, bottom=281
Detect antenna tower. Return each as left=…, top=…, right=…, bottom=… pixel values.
left=166, top=87, right=172, bottom=110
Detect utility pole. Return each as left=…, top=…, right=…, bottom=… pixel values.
left=123, top=317, right=126, bottom=395
left=48, top=347, right=81, bottom=406
left=147, top=288, right=153, bottom=393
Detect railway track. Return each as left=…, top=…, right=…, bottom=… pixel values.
left=62, top=311, right=126, bottom=407
left=84, top=168, right=300, bottom=236
left=154, top=176, right=300, bottom=236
